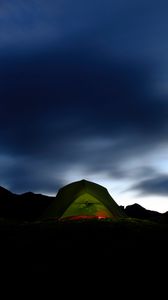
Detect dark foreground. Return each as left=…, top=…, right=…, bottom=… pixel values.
left=1, top=218, right=168, bottom=282
left=0, top=219, right=167, bottom=299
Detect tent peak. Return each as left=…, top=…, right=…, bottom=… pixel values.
left=40, top=179, right=127, bottom=220
left=63, top=179, right=106, bottom=188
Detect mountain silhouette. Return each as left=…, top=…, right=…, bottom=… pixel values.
left=0, top=186, right=13, bottom=197
left=0, top=186, right=54, bottom=221
left=0, top=185, right=168, bottom=283
left=0, top=185, right=167, bottom=223
left=124, top=203, right=162, bottom=222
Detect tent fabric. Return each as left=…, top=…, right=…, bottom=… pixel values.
left=61, top=193, right=114, bottom=218
left=41, top=179, right=126, bottom=219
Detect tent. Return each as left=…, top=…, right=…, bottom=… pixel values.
left=41, top=179, right=126, bottom=220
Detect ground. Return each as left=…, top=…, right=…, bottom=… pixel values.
left=0, top=217, right=168, bottom=278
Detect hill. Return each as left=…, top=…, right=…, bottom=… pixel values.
left=0, top=185, right=168, bottom=223
left=0, top=185, right=168, bottom=284
left=0, top=186, right=54, bottom=221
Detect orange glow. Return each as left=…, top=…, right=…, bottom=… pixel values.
left=60, top=214, right=110, bottom=221
left=95, top=210, right=110, bottom=218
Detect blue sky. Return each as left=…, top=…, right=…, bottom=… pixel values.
left=1, top=1, right=168, bottom=212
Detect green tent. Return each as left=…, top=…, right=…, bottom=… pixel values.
left=41, top=179, right=126, bottom=220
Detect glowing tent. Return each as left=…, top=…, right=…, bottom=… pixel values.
left=41, top=180, right=126, bottom=220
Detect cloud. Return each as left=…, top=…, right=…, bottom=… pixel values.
left=1, top=48, right=168, bottom=142
left=1, top=0, right=168, bottom=60
left=1, top=1, right=168, bottom=196
left=131, top=174, right=168, bottom=196
left=1, top=46, right=168, bottom=193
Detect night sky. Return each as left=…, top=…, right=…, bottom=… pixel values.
left=1, top=1, right=168, bottom=212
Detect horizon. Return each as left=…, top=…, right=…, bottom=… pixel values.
left=1, top=1, right=168, bottom=213
left=1, top=178, right=167, bottom=214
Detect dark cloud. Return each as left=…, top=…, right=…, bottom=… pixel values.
left=131, top=174, right=168, bottom=196
left=127, top=167, right=158, bottom=180
left=1, top=48, right=168, bottom=145
left=0, top=1, right=168, bottom=199
left=1, top=46, right=168, bottom=193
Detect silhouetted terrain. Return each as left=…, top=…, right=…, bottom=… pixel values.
left=0, top=186, right=54, bottom=221
left=0, top=186, right=167, bottom=223
left=0, top=185, right=168, bottom=287
left=0, top=217, right=168, bottom=281
left=124, top=203, right=167, bottom=223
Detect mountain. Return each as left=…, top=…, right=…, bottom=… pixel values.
left=0, top=186, right=13, bottom=197
left=124, top=203, right=162, bottom=222
left=0, top=185, right=167, bottom=223
left=0, top=187, right=168, bottom=282
left=0, top=186, right=54, bottom=221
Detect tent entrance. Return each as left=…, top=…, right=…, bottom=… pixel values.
left=61, top=193, right=113, bottom=219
